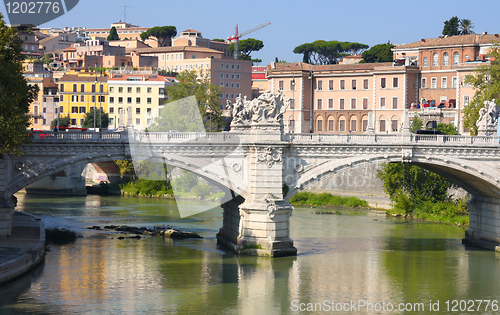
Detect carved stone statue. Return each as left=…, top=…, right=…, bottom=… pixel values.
left=476, top=99, right=499, bottom=136
left=227, top=91, right=290, bottom=131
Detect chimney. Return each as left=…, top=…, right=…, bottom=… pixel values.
left=483, top=32, right=488, bottom=35
left=421, top=39, right=426, bottom=42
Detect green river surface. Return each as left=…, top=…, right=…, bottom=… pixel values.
left=1, top=194, right=500, bottom=314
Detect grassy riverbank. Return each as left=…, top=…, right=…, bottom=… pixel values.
left=289, top=192, right=370, bottom=208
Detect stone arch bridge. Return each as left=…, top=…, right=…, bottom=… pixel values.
left=2, top=129, right=500, bottom=256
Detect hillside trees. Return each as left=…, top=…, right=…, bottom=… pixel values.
left=228, top=38, right=264, bottom=60
left=140, top=26, right=177, bottom=47
left=107, top=26, right=119, bottom=41
left=360, top=43, right=395, bottom=63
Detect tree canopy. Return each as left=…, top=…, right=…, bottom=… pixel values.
left=293, top=40, right=368, bottom=64
left=228, top=38, right=264, bottom=60
left=459, top=19, right=475, bottom=35
left=149, top=70, right=224, bottom=132
left=82, top=108, right=109, bottom=129
left=50, top=115, right=71, bottom=128
left=463, top=44, right=500, bottom=135
left=0, top=14, right=38, bottom=157
left=360, top=43, right=395, bottom=63
left=442, top=16, right=460, bottom=36
left=107, top=26, right=120, bottom=41
left=140, top=26, right=177, bottom=47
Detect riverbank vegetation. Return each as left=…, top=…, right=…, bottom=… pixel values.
left=289, top=191, right=369, bottom=208
left=376, top=120, right=469, bottom=226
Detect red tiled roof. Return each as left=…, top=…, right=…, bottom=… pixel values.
left=59, top=74, right=109, bottom=82
left=182, top=28, right=201, bottom=34
left=266, top=62, right=393, bottom=76
left=108, top=74, right=175, bottom=81
left=132, top=46, right=223, bottom=55
left=394, top=34, right=500, bottom=50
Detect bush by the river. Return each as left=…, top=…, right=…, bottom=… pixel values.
left=289, top=192, right=369, bottom=208
left=120, top=179, right=173, bottom=197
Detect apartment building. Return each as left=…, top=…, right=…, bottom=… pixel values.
left=58, top=71, right=109, bottom=128
left=266, top=62, right=419, bottom=134
left=107, top=72, right=176, bottom=130
left=393, top=33, right=500, bottom=133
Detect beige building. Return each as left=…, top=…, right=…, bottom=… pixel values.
left=267, top=62, right=419, bottom=134
left=107, top=72, right=176, bottom=130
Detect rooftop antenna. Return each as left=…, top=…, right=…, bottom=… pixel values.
left=117, top=4, right=131, bottom=23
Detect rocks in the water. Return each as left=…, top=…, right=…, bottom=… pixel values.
left=87, top=224, right=202, bottom=240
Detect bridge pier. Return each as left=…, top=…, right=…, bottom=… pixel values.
left=464, top=195, right=500, bottom=250
left=0, top=197, right=14, bottom=237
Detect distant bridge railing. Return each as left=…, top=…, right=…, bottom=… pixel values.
left=30, top=131, right=500, bottom=146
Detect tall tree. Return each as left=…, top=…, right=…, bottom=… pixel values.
left=50, top=115, right=71, bottom=128
left=149, top=70, right=224, bottom=132
left=0, top=14, right=38, bottom=157
left=463, top=44, right=500, bottom=135
left=107, top=26, right=120, bottom=41
left=459, top=19, right=475, bottom=35
left=82, top=108, right=109, bottom=129
left=140, top=26, right=177, bottom=47
left=442, top=16, right=460, bottom=36
left=360, top=43, right=395, bottom=63
left=228, top=38, right=264, bottom=60
left=293, top=40, right=368, bottom=65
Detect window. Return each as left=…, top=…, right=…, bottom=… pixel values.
left=380, top=97, right=386, bottom=109
left=392, top=120, right=398, bottom=132
left=231, top=83, right=235, bottom=88
left=119, top=87, right=123, bottom=93
left=147, top=108, right=151, bottom=115
left=127, top=87, right=132, bottom=93
left=231, top=74, right=235, bottom=79
left=136, top=87, right=141, bottom=93
left=147, top=118, right=152, bottom=125
left=110, top=118, right=114, bottom=125
left=339, top=98, right=345, bottom=110
left=278, top=80, right=284, bottom=90
left=237, top=64, right=240, bottom=70
left=381, top=78, right=386, bottom=88
left=443, top=53, right=449, bottom=66
left=136, top=118, right=140, bottom=125
left=289, top=118, right=295, bottom=132
left=147, top=98, right=152, bottom=104
left=393, top=77, right=398, bottom=88
left=72, top=95, right=78, bottom=102
left=73, top=84, right=77, bottom=92
left=317, top=80, right=323, bottom=90
left=454, top=52, right=459, bottom=64
left=60, top=84, right=64, bottom=92
left=136, top=108, right=140, bottom=114
left=220, top=82, right=224, bottom=87
left=317, top=119, right=323, bottom=132
left=339, top=120, right=345, bottom=132
left=363, top=79, right=368, bottom=89
left=363, top=98, right=368, bottom=109
left=452, top=77, right=458, bottom=88
left=225, top=83, right=229, bottom=88
left=351, top=120, right=357, bottom=132
left=431, top=77, right=437, bottom=88
left=340, top=80, right=345, bottom=90
left=147, top=87, right=152, bottom=93
left=127, top=97, right=132, bottom=104
left=392, top=97, right=398, bottom=109
left=231, top=93, right=235, bottom=99
left=59, top=95, right=64, bottom=102
left=380, top=120, right=386, bottom=132
left=423, top=57, right=428, bottom=67
left=328, top=98, right=334, bottom=109
left=351, top=79, right=356, bottom=90
left=220, top=73, right=224, bottom=79
left=79, top=106, right=86, bottom=113
left=328, top=119, right=334, bottom=131
left=91, top=95, right=95, bottom=103
left=91, top=84, right=96, bottom=93
left=464, top=95, right=470, bottom=106
left=136, top=97, right=141, bottom=104
left=236, top=83, right=240, bottom=88
left=362, top=120, right=368, bottom=131
left=422, top=78, right=427, bottom=88
left=236, top=74, right=240, bottom=80
left=118, top=97, right=123, bottom=104
left=351, top=98, right=356, bottom=109
left=329, top=80, right=334, bottom=90
left=317, top=99, right=322, bottom=110
left=110, top=107, right=114, bottom=114
left=290, top=80, right=296, bottom=90
left=71, top=106, right=78, bottom=113
left=290, top=98, right=295, bottom=109
left=110, top=87, right=114, bottom=93
left=71, top=119, right=76, bottom=126
left=432, top=53, right=438, bottom=66
left=442, top=77, right=447, bottom=88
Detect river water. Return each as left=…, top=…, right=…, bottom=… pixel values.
left=1, top=194, right=500, bottom=314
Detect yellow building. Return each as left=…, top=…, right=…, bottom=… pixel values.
left=58, top=71, right=109, bottom=128
left=107, top=71, right=176, bottom=130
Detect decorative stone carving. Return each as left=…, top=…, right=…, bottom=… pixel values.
left=257, top=147, right=282, bottom=168
left=266, top=201, right=277, bottom=219
left=477, top=99, right=499, bottom=136
left=402, top=147, right=413, bottom=162
left=227, top=91, right=290, bottom=130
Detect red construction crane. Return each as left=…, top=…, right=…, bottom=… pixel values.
left=227, top=21, right=271, bottom=59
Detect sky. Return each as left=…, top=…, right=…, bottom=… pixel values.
left=2, top=0, right=500, bottom=65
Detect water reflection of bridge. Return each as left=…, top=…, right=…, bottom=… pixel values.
left=2, top=130, right=500, bottom=256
